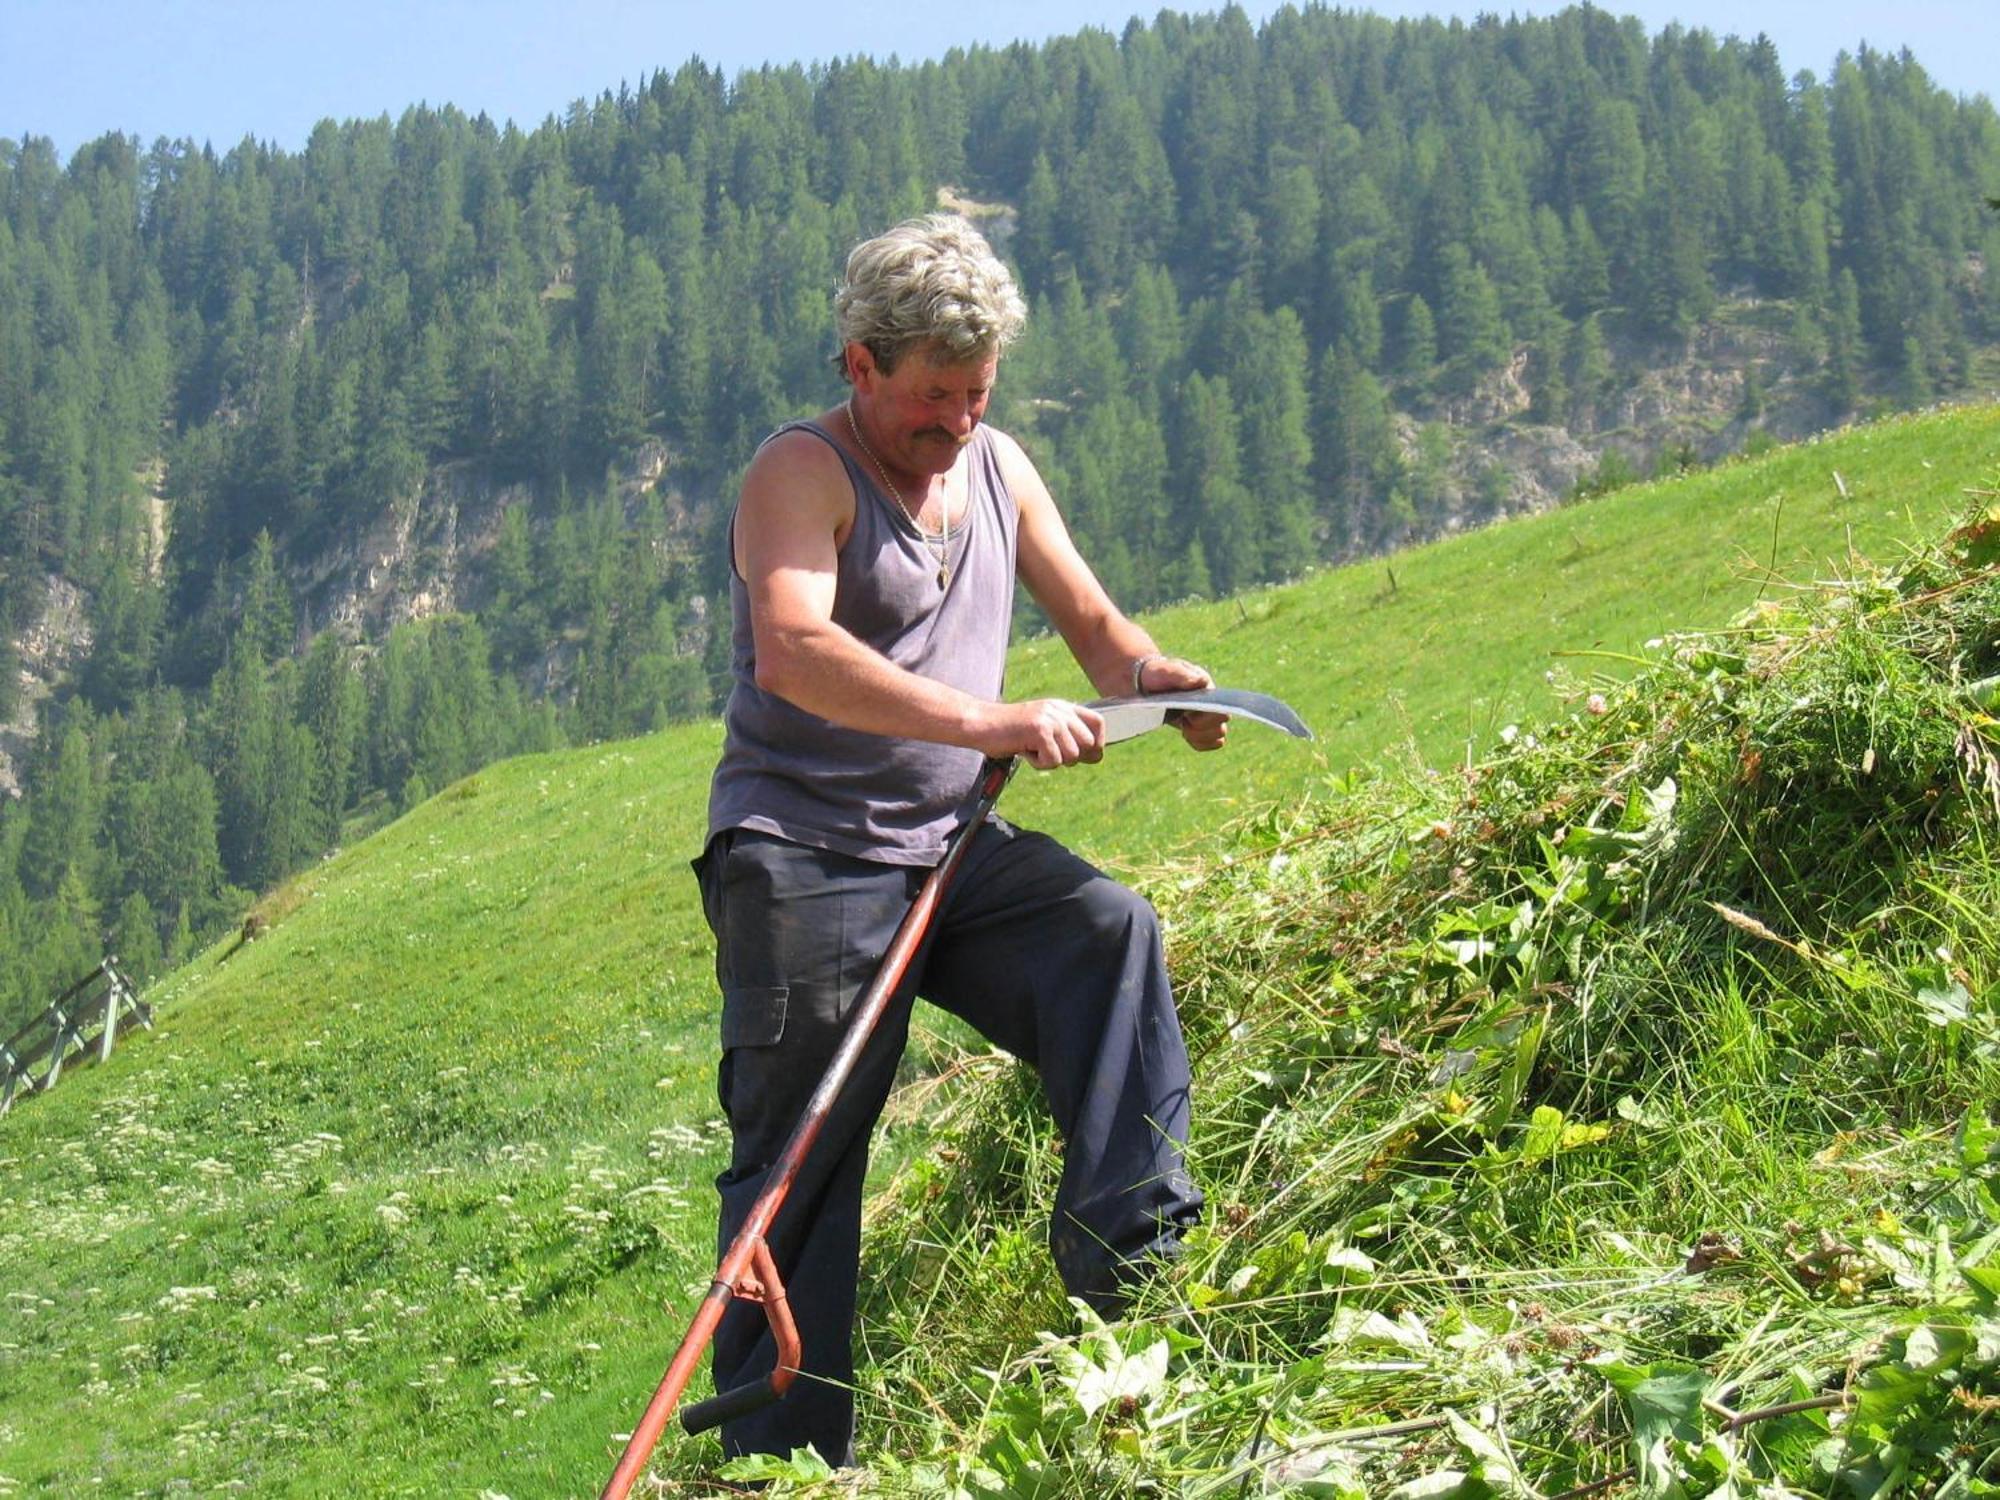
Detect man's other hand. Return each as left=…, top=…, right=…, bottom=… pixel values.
left=1138, top=655, right=1229, bottom=753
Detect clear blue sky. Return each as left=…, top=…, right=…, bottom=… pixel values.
left=3, top=0, right=1993, bottom=160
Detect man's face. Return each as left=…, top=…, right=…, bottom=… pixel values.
left=852, top=343, right=998, bottom=477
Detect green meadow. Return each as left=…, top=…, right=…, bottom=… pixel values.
left=0, top=404, right=1995, bottom=1496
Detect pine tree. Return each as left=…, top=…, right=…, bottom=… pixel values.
left=1407, top=422, right=1456, bottom=521
left=1398, top=295, right=1438, bottom=387
left=1436, top=245, right=1510, bottom=388
left=1895, top=335, right=1932, bottom=409
left=1527, top=339, right=1570, bottom=425
left=44, top=869, right=104, bottom=999
left=1330, top=263, right=1383, bottom=368
left=1313, top=349, right=1400, bottom=556
left=124, top=754, right=224, bottom=937
left=208, top=631, right=287, bottom=887
left=20, top=718, right=97, bottom=901
left=1564, top=312, right=1614, bottom=430
left=297, top=632, right=365, bottom=847
left=1824, top=268, right=1864, bottom=414
left=113, top=890, right=164, bottom=989
left=1563, top=208, right=1612, bottom=313
left=1174, top=373, right=1255, bottom=597
left=1231, top=308, right=1317, bottom=580
left=239, top=529, right=294, bottom=665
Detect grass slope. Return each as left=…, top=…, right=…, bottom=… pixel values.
left=841, top=482, right=2000, bottom=1497
left=1004, top=407, right=2000, bottom=869
left=0, top=407, right=1993, bottom=1496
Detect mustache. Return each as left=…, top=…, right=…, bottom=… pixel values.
left=917, top=427, right=973, bottom=447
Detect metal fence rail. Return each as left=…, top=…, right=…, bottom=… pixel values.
left=0, top=959, right=150, bottom=1118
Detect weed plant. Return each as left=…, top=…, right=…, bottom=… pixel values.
left=737, top=500, right=2000, bottom=1496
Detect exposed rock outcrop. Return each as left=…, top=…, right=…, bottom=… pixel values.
left=2, top=575, right=94, bottom=798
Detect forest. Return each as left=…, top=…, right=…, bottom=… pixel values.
left=3, top=3, right=1999, bottom=1026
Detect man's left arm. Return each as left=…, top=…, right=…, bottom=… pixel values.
left=997, top=430, right=1226, bottom=752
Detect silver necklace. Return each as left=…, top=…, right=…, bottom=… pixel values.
left=846, top=400, right=951, bottom=588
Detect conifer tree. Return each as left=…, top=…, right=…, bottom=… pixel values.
left=1174, top=373, right=1254, bottom=597
left=1824, top=268, right=1865, bottom=413
left=1436, top=245, right=1510, bottom=387
left=297, top=632, right=365, bottom=846
left=20, top=717, right=98, bottom=901
left=1398, top=295, right=1438, bottom=387
left=113, top=889, right=164, bottom=989
left=239, top=530, right=294, bottom=666
left=1330, top=263, right=1383, bottom=368
left=1232, top=308, right=1316, bottom=579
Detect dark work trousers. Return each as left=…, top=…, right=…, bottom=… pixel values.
left=691, top=817, right=1203, bottom=1466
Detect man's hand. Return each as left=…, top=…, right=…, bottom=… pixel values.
left=977, top=699, right=1106, bottom=770
left=1138, top=655, right=1229, bottom=752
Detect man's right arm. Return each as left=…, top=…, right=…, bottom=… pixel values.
left=736, top=432, right=1103, bottom=769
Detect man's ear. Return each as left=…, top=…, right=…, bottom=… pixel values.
left=843, top=341, right=876, bottom=391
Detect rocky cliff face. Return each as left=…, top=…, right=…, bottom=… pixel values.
left=293, top=464, right=508, bottom=648
left=2, top=576, right=93, bottom=798
left=290, top=435, right=687, bottom=666
left=1395, top=305, right=1872, bottom=530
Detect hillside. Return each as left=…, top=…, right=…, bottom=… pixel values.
left=0, top=408, right=1994, bottom=1495
left=10, top=1, right=2000, bottom=1028
left=833, top=461, right=2000, bottom=1497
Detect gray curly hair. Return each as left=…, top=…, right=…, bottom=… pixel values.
left=832, top=213, right=1027, bottom=377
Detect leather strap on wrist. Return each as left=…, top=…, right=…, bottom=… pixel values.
left=1131, top=653, right=1164, bottom=695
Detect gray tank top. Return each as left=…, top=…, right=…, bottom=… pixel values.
left=706, top=419, right=1018, bottom=865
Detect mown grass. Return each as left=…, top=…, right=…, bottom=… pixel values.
left=0, top=406, right=1992, bottom=1497
left=826, top=487, right=2000, bottom=1496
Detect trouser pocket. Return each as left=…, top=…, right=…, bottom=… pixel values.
left=715, top=982, right=789, bottom=1124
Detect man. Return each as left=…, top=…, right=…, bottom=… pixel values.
left=696, top=213, right=1222, bottom=1466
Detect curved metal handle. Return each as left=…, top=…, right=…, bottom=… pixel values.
left=678, top=1236, right=800, bottom=1435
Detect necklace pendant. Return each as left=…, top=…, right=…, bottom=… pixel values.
left=937, top=563, right=950, bottom=588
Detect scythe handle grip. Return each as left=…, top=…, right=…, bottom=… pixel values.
left=680, top=1374, right=782, bottom=1434
left=679, top=1236, right=799, bottom=1436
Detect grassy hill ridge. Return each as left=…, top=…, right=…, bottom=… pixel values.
left=0, top=406, right=1995, bottom=1495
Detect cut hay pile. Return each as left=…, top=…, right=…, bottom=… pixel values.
left=722, top=499, right=2000, bottom=1497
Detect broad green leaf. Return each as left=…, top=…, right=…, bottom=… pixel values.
left=1486, top=1016, right=1544, bottom=1138
left=1449, top=1411, right=1527, bottom=1494
left=718, top=1444, right=837, bottom=1482
left=1951, top=504, right=2000, bottom=568
left=1290, top=1459, right=1369, bottom=1500
left=1442, top=937, right=1497, bottom=966
left=1561, top=1119, right=1613, bottom=1150
left=1520, top=1104, right=1565, bottom=1165
left=1964, top=1266, right=2000, bottom=1312
left=1386, top=1467, right=1470, bottom=1500
left=1597, top=1361, right=1707, bottom=1441
left=1617, top=1093, right=1670, bottom=1128
left=1968, top=1316, right=2000, bottom=1369
left=1915, top=980, right=1973, bottom=1027
left=1067, top=1335, right=1168, bottom=1417
left=1599, top=1360, right=1707, bottom=1498
left=1901, top=1321, right=1967, bottom=1374
left=1958, top=1107, right=1999, bottom=1170
left=1320, top=1242, right=1377, bottom=1283
left=1326, top=1307, right=1431, bottom=1352
left=1435, top=899, right=1519, bottom=936
left=1848, top=1360, right=1931, bottom=1438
